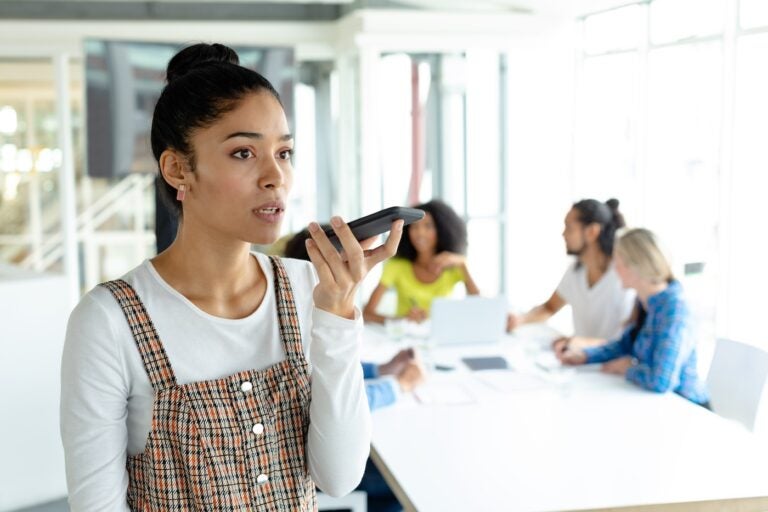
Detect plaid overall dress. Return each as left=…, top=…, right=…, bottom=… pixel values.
left=101, top=256, right=317, bottom=511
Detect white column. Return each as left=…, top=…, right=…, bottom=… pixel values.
left=54, top=53, right=80, bottom=305
left=25, top=97, right=43, bottom=271
left=357, top=45, right=382, bottom=215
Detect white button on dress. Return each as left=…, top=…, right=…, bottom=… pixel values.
left=240, top=381, right=253, bottom=392
left=252, top=423, right=264, bottom=435
left=256, top=473, right=269, bottom=484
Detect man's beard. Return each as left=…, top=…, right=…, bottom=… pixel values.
left=566, top=242, right=585, bottom=257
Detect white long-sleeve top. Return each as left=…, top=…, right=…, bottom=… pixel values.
left=60, top=252, right=371, bottom=511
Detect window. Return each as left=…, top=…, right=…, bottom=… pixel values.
left=740, top=0, right=768, bottom=30
left=650, top=0, right=725, bottom=44
left=573, top=52, right=641, bottom=222
left=645, top=41, right=722, bottom=343
left=583, top=4, right=644, bottom=55
left=729, top=33, right=768, bottom=346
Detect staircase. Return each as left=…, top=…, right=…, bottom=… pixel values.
left=0, top=171, right=155, bottom=290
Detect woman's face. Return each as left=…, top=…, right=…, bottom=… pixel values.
left=183, top=91, right=294, bottom=245
left=614, top=251, right=639, bottom=290
left=408, top=212, right=438, bottom=256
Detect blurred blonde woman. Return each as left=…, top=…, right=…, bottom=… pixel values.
left=557, top=228, right=709, bottom=406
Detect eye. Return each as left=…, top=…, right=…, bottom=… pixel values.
left=232, top=148, right=254, bottom=160
left=278, top=148, right=294, bottom=161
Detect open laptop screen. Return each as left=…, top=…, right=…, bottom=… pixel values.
left=430, top=297, right=507, bottom=345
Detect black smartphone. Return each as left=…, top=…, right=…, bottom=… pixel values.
left=323, top=206, right=425, bottom=250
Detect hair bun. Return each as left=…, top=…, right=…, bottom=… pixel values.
left=605, top=198, right=625, bottom=228
left=166, top=43, right=240, bottom=83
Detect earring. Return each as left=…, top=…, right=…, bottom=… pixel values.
left=176, top=184, right=186, bottom=201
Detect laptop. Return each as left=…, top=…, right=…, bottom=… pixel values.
left=429, top=296, right=508, bottom=345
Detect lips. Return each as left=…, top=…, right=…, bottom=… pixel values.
left=252, top=200, right=285, bottom=224
left=252, top=200, right=285, bottom=214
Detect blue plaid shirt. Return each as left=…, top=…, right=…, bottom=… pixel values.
left=583, top=280, right=709, bottom=405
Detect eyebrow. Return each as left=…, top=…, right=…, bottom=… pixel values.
left=223, top=131, right=293, bottom=142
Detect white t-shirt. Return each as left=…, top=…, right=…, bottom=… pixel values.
left=555, top=262, right=635, bottom=340
left=60, top=252, right=371, bottom=511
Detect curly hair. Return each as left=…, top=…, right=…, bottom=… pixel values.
left=282, top=224, right=332, bottom=261
left=396, top=199, right=467, bottom=261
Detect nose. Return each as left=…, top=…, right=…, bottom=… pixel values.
left=258, top=156, right=284, bottom=190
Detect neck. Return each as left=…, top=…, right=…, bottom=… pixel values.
left=636, top=280, right=669, bottom=308
left=151, top=219, right=260, bottom=302
left=579, top=244, right=610, bottom=283
left=415, top=251, right=435, bottom=266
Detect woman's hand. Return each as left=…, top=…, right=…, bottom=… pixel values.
left=601, top=356, right=634, bottom=376
left=396, top=360, right=426, bottom=392
left=555, top=345, right=587, bottom=365
left=429, top=251, right=466, bottom=274
left=405, top=307, right=428, bottom=323
left=306, top=216, right=403, bottom=319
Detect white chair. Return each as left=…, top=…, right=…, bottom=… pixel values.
left=316, top=490, right=367, bottom=512
left=707, top=338, right=768, bottom=433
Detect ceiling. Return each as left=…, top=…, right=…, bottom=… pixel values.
left=0, top=0, right=631, bottom=20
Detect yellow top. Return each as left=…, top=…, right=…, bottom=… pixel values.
left=380, top=257, right=464, bottom=317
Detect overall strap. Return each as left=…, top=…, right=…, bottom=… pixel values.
left=100, top=279, right=178, bottom=391
left=269, top=256, right=309, bottom=373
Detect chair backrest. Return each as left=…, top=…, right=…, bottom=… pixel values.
left=707, top=338, right=768, bottom=432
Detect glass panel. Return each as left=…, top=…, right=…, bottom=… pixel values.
left=730, top=34, right=768, bottom=348
left=740, top=0, right=768, bottom=30
left=437, top=54, right=467, bottom=216
left=646, top=41, right=722, bottom=345
left=467, top=218, right=501, bottom=296
left=0, top=58, right=59, bottom=272
left=573, top=52, right=642, bottom=222
left=584, top=5, right=644, bottom=55
left=650, top=0, right=725, bottom=44
left=289, top=83, right=317, bottom=234
left=465, top=49, right=500, bottom=218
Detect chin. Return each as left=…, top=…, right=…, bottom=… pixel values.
left=245, top=228, right=282, bottom=246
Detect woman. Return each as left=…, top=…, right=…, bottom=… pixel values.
left=60, top=43, right=402, bottom=510
left=557, top=228, right=709, bottom=406
left=363, top=199, right=480, bottom=324
left=283, top=224, right=426, bottom=410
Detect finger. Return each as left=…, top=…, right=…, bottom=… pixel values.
left=308, top=221, right=349, bottom=283
left=329, top=216, right=366, bottom=279
left=364, top=220, right=404, bottom=266
left=359, top=235, right=379, bottom=251
left=304, top=238, right=335, bottom=285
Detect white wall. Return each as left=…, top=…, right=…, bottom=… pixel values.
left=0, top=271, right=69, bottom=511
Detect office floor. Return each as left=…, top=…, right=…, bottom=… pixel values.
left=13, top=498, right=68, bottom=512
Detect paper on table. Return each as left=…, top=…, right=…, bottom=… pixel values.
left=413, top=381, right=476, bottom=405
left=474, top=370, right=547, bottom=393
left=533, top=351, right=562, bottom=372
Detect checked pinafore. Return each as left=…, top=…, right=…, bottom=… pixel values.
left=100, top=256, right=317, bottom=511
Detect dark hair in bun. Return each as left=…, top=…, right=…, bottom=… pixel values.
left=572, top=197, right=625, bottom=258
left=151, top=42, right=282, bottom=218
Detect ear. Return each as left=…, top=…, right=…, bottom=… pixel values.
left=584, top=222, right=601, bottom=243
left=158, top=149, right=190, bottom=192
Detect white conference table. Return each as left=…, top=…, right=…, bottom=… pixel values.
left=362, top=324, right=768, bottom=512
